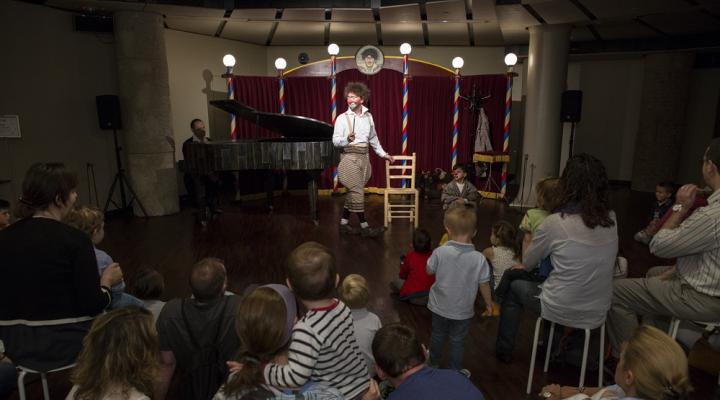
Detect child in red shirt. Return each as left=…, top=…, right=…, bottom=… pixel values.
left=391, top=229, right=435, bottom=305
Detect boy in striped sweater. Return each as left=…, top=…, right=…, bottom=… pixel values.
left=263, top=241, right=371, bottom=399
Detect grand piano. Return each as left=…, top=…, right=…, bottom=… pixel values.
left=183, top=100, right=340, bottom=222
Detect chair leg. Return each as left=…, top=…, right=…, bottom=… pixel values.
left=599, top=323, right=605, bottom=386
left=17, top=370, right=27, bottom=400
left=41, top=373, right=50, bottom=400
left=383, top=193, right=389, bottom=228
left=579, top=328, right=591, bottom=388
left=669, top=318, right=681, bottom=340
left=414, top=193, right=419, bottom=228
left=543, top=322, right=555, bottom=372
left=526, top=317, right=543, bottom=394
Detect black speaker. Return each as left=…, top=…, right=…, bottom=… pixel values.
left=95, top=95, right=122, bottom=130
left=561, top=90, right=583, bottom=122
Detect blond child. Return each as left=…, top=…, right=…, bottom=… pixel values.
left=339, top=274, right=382, bottom=377
left=427, top=207, right=492, bottom=376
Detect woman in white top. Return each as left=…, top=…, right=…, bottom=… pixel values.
left=495, top=154, right=619, bottom=362
left=540, top=325, right=692, bottom=399
left=66, top=307, right=157, bottom=400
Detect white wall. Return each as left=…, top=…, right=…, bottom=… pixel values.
left=0, top=0, right=118, bottom=208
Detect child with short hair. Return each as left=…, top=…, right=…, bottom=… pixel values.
left=427, top=207, right=492, bottom=376
left=634, top=181, right=675, bottom=244
left=482, top=221, right=520, bottom=289
left=0, top=199, right=10, bottom=230
left=64, top=206, right=143, bottom=309
left=391, top=229, right=435, bottom=305
left=131, top=268, right=166, bottom=323
left=264, top=241, right=370, bottom=399
left=441, top=164, right=479, bottom=210
left=339, top=274, right=382, bottom=378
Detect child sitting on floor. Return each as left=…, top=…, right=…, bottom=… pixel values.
left=390, top=228, right=435, bottom=305
left=64, top=206, right=143, bottom=309
left=339, top=274, right=382, bottom=377
left=634, top=181, right=675, bottom=244
left=482, top=221, right=519, bottom=290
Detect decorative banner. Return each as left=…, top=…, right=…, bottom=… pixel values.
left=500, top=72, right=513, bottom=198
left=401, top=54, right=409, bottom=188
left=228, top=75, right=237, bottom=140
left=330, top=55, right=339, bottom=192
left=451, top=72, right=460, bottom=168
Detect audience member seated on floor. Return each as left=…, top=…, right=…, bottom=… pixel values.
left=130, top=268, right=166, bottom=323
left=482, top=220, right=519, bottom=290
left=540, top=325, right=692, bottom=400
left=608, top=138, right=720, bottom=367
left=263, top=242, right=370, bottom=399
left=66, top=307, right=158, bottom=400
left=340, top=274, right=382, bottom=377
left=64, top=206, right=143, bottom=309
left=495, top=154, right=618, bottom=364
left=427, top=207, right=493, bottom=376
left=441, top=164, right=479, bottom=210
left=633, top=181, right=675, bottom=244
left=367, top=323, right=485, bottom=400
left=390, top=228, right=435, bottom=305
left=0, top=199, right=10, bottom=230
left=0, top=163, right=123, bottom=372
left=155, top=257, right=241, bottom=400
left=215, top=284, right=346, bottom=399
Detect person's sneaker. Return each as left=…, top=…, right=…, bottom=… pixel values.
left=339, top=224, right=359, bottom=235
left=633, top=230, right=651, bottom=244
left=459, top=369, right=472, bottom=378
left=360, top=226, right=386, bottom=238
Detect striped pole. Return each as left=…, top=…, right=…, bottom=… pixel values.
left=500, top=71, right=513, bottom=198
left=227, top=74, right=237, bottom=140
left=401, top=54, right=409, bottom=188
left=330, top=55, right=339, bottom=193
left=278, top=71, right=286, bottom=114
left=451, top=69, right=460, bottom=168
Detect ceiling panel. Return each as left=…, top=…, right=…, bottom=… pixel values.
left=641, top=11, right=720, bottom=35
left=165, top=16, right=221, bottom=36
left=426, top=0, right=466, bottom=22
left=530, top=0, right=588, bottom=24
left=427, top=22, right=470, bottom=45
left=381, top=22, right=425, bottom=45
left=496, top=4, right=538, bottom=44
left=222, top=21, right=274, bottom=44
left=329, top=22, right=378, bottom=45
left=47, top=0, right=143, bottom=13
left=282, top=9, right=325, bottom=21
left=272, top=21, right=325, bottom=45
left=473, top=21, right=505, bottom=45
left=581, top=0, right=693, bottom=20
left=472, top=0, right=499, bottom=23
left=145, top=4, right=225, bottom=18
left=570, top=25, right=597, bottom=42
left=230, top=9, right=277, bottom=21
left=380, top=4, right=421, bottom=23
left=332, top=9, right=374, bottom=22
left=594, top=20, right=660, bottom=40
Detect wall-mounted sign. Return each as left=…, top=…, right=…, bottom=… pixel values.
left=355, top=45, right=384, bottom=75
left=0, top=116, right=21, bottom=138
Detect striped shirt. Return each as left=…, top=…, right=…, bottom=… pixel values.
left=651, top=189, right=720, bottom=297
left=264, top=300, right=369, bottom=399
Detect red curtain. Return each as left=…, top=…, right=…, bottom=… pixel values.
left=231, top=72, right=506, bottom=189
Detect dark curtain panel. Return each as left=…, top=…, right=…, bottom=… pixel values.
left=233, top=76, right=279, bottom=139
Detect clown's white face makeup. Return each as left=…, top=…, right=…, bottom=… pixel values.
left=347, top=93, right=363, bottom=111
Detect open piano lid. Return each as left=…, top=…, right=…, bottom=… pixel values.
left=210, top=99, right=333, bottom=141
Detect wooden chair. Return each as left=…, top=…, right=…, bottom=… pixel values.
left=384, top=153, right=419, bottom=228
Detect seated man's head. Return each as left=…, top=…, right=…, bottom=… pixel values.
left=372, top=324, right=425, bottom=381
left=286, top=241, right=338, bottom=301
left=0, top=199, right=10, bottom=228
left=190, top=118, right=206, bottom=140
left=361, top=48, right=378, bottom=68
left=189, top=257, right=227, bottom=301
left=444, top=207, right=476, bottom=240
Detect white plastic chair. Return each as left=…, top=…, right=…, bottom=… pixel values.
left=668, top=317, right=720, bottom=386
left=16, top=363, right=75, bottom=400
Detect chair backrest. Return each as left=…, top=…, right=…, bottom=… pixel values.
left=385, top=153, right=416, bottom=189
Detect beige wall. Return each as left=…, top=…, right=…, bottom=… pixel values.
left=0, top=0, right=118, bottom=208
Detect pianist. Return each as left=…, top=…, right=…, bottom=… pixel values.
left=333, top=82, right=394, bottom=237
left=182, top=119, right=221, bottom=223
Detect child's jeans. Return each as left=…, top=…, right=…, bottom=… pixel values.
left=109, top=290, right=144, bottom=309
left=429, top=312, right=472, bottom=370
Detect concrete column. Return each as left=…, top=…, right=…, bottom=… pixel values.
left=514, top=24, right=571, bottom=207
left=631, top=53, right=694, bottom=191
left=114, top=11, right=179, bottom=216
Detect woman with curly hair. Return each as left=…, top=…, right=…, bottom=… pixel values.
left=495, top=154, right=619, bottom=362
left=540, top=325, right=692, bottom=399
left=66, top=307, right=158, bottom=400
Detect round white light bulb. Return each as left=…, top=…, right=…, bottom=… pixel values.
left=222, top=54, right=236, bottom=67
left=327, top=43, right=340, bottom=56
left=399, top=43, right=412, bottom=55
left=274, top=57, right=287, bottom=70
left=452, top=57, right=464, bottom=69
left=504, top=53, right=518, bottom=66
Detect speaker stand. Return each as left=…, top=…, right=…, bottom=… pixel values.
left=568, top=121, right=576, bottom=159
left=103, top=128, right=148, bottom=218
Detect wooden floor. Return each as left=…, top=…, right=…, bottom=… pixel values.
left=8, top=188, right=719, bottom=400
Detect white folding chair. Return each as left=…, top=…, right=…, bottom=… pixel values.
left=16, top=363, right=75, bottom=400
